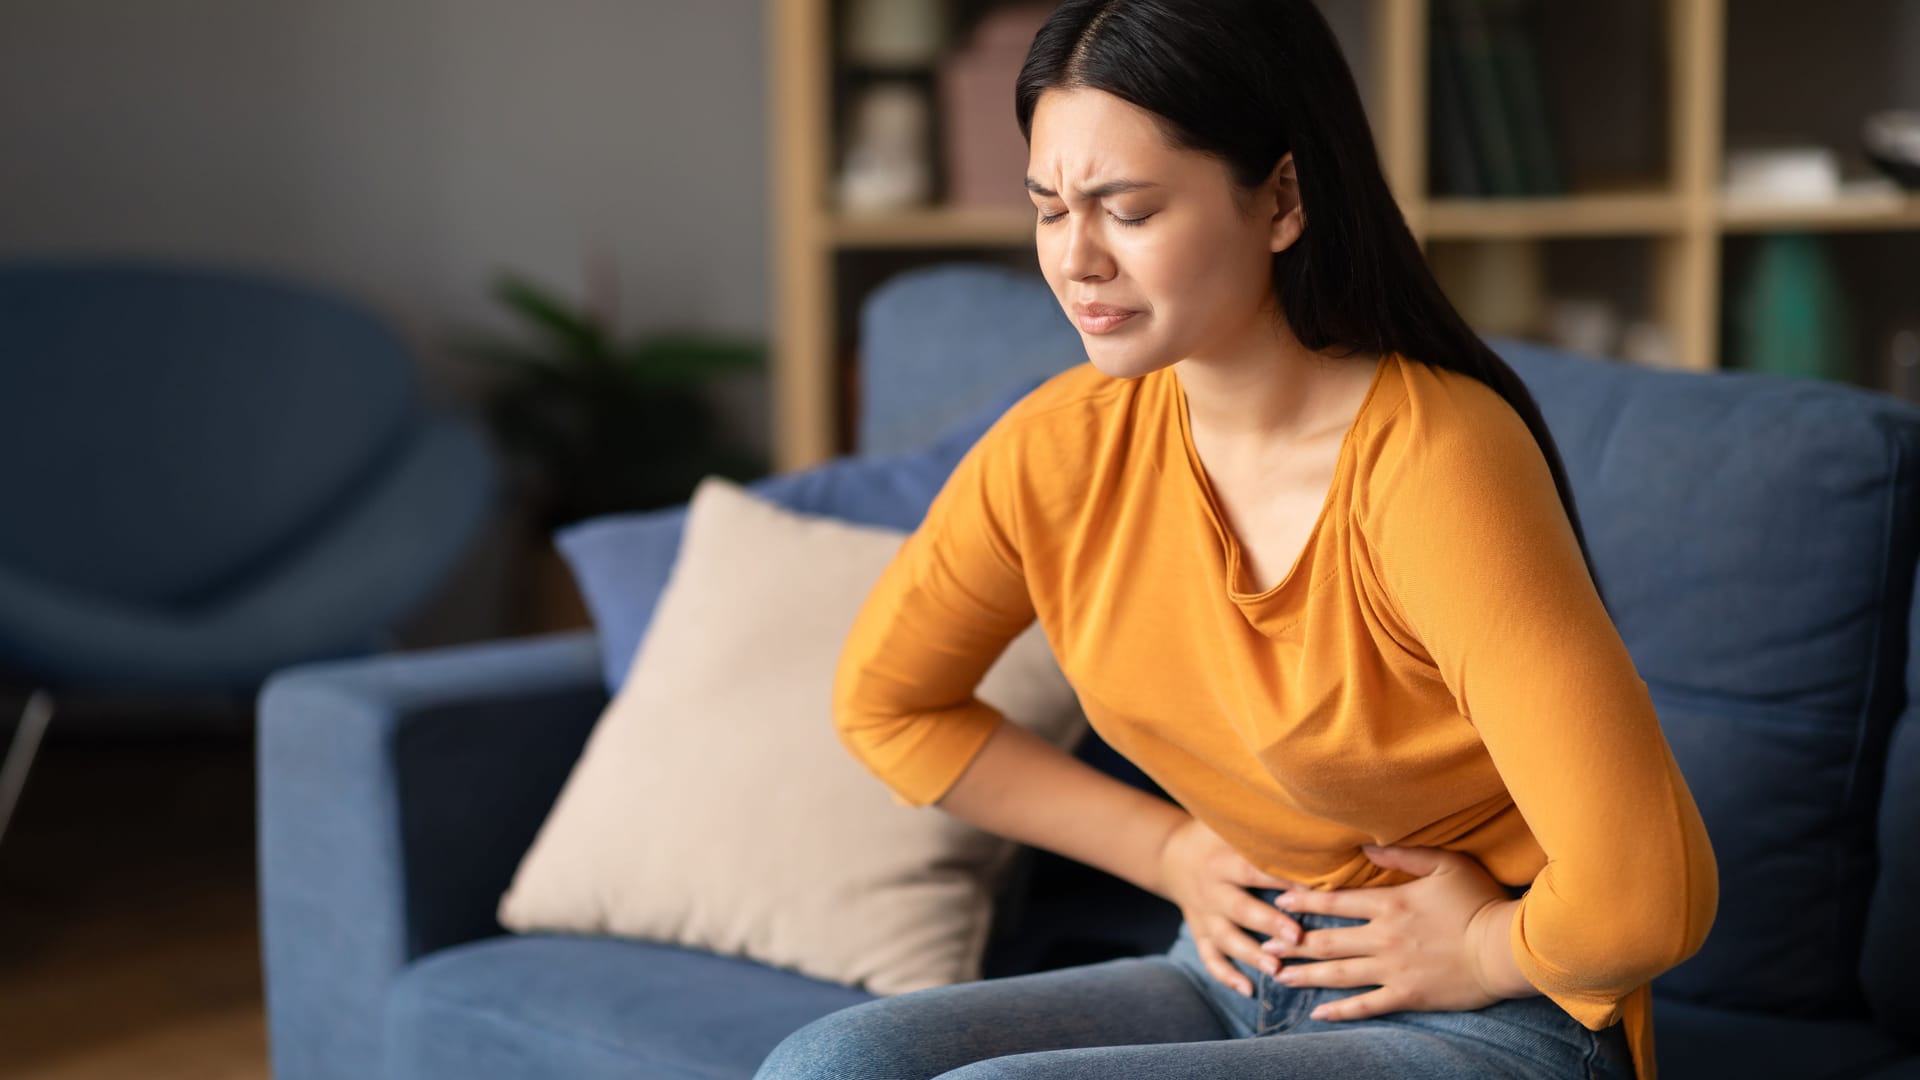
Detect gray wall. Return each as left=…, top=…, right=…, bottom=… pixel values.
left=0, top=0, right=769, bottom=428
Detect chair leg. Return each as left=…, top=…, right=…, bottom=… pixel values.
left=0, top=690, right=55, bottom=847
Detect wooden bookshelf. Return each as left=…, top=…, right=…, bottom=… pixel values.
left=769, top=0, right=1920, bottom=471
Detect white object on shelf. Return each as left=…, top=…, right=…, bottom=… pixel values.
left=836, top=83, right=934, bottom=212
left=1546, top=297, right=1621, bottom=359
left=1722, top=145, right=1841, bottom=201
left=1620, top=320, right=1679, bottom=369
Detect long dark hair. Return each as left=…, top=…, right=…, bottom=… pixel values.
left=1015, top=0, right=1609, bottom=613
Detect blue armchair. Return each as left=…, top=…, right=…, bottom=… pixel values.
left=0, top=258, right=494, bottom=838
left=0, top=259, right=495, bottom=693
left=258, top=264, right=1920, bottom=1079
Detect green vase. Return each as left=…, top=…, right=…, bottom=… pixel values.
left=1729, top=233, right=1856, bottom=382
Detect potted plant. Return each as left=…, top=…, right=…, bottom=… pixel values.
left=462, top=269, right=769, bottom=529
left=459, top=269, right=769, bottom=629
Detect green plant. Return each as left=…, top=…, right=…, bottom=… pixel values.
left=461, top=270, right=768, bottom=528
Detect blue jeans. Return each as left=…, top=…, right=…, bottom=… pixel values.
left=754, top=886, right=1635, bottom=1079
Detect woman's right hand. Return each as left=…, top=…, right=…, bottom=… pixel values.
left=1156, top=814, right=1308, bottom=998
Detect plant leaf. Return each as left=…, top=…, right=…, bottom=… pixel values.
left=493, top=272, right=611, bottom=363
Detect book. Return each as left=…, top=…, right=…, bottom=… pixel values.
left=1490, top=0, right=1565, bottom=195
left=1450, top=0, right=1527, bottom=197
left=1428, top=0, right=1486, bottom=195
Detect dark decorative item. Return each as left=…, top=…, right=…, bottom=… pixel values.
left=1729, top=233, right=1857, bottom=384
left=461, top=270, right=768, bottom=530
left=1863, top=109, right=1920, bottom=189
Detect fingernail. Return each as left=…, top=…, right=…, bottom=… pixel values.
left=1261, top=956, right=1279, bottom=975
left=1276, top=893, right=1297, bottom=908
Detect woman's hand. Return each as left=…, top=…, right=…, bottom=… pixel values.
left=1155, top=815, right=1308, bottom=998
left=1257, top=844, right=1521, bottom=1021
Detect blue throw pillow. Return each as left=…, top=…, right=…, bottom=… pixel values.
left=556, top=374, right=1050, bottom=695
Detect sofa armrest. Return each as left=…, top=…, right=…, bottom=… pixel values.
left=257, top=629, right=607, bottom=1080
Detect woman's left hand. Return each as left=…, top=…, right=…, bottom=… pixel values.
left=1259, top=844, right=1521, bottom=1022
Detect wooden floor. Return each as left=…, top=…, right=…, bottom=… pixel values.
left=0, top=732, right=268, bottom=1079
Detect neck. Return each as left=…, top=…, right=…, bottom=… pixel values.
left=1174, top=346, right=1382, bottom=455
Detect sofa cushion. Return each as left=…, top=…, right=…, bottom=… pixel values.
left=386, top=934, right=874, bottom=1080
left=1499, top=337, right=1920, bottom=1016
left=557, top=374, right=1049, bottom=696
left=501, top=474, right=1088, bottom=995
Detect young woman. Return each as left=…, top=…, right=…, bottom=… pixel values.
left=757, top=2, right=1717, bottom=1077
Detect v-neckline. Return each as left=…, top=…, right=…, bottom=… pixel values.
left=1171, top=353, right=1393, bottom=607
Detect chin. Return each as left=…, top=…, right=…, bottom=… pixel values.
left=1084, top=347, right=1173, bottom=381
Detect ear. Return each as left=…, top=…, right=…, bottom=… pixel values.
left=1267, top=151, right=1306, bottom=253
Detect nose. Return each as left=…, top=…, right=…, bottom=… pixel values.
left=1056, top=213, right=1115, bottom=282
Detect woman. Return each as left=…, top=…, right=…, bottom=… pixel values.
left=757, top=1, right=1716, bottom=1077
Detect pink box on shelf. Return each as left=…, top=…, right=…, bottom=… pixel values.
left=938, top=4, right=1054, bottom=210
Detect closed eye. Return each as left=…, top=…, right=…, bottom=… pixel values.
left=1037, top=209, right=1152, bottom=228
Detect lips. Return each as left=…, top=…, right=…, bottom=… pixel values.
left=1073, top=309, right=1140, bottom=335
left=1073, top=301, right=1139, bottom=317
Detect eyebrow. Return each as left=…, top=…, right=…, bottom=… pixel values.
left=1023, top=177, right=1162, bottom=199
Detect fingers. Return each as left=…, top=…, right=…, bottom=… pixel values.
left=1193, top=933, right=1258, bottom=998
left=1260, top=925, right=1368, bottom=958
left=1212, top=916, right=1288, bottom=982
left=1275, top=884, right=1383, bottom=920
left=1233, top=893, right=1302, bottom=947
left=1308, top=986, right=1400, bottom=1022
left=1192, top=882, right=1309, bottom=999
left=1274, top=957, right=1376, bottom=991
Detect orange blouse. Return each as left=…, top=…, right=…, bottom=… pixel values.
left=832, top=352, right=1718, bottom=1080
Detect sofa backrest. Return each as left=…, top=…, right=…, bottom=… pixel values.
left=0, top=260, right=419, bottom=607
left=1498, top=338, right=1920, bottom=1021
left=1861, top=589, right=1920, bottom=1042
left=857, top=264, right=1085, bottom=458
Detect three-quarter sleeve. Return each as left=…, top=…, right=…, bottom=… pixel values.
left=1358, top=388, right=1719, bottom=1030
left=832, top=415, right=1037, bottom=808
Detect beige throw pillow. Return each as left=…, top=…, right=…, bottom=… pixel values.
left=498, top=474, right=1087, bottom=994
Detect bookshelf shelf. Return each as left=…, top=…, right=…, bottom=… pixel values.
left=1717, top=192, right=1920, bottom=234
left=770, top=0, right=1916, bottom=471
left=1424, top=189, right=1687, bottom=238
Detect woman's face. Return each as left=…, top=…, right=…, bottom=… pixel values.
left=1026, top=87, right=1303, bottom=380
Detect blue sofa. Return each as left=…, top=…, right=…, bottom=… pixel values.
left=258, top=264, right=1920, bottom=1079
